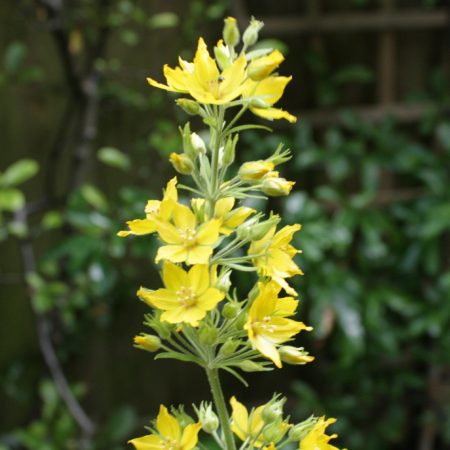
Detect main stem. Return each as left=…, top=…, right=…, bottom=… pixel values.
left=206, top=367, right=236, bottom=450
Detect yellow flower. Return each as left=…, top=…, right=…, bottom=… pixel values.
left=261, top=173, right=295, bottom=196
left=248, top=224, right=303, bottom=296
left=245, top=282, right=311, bottom=368
left=230, top=396, right=266, bottom=447
left=153, top=202, right=221, bottom=265
left=192, top=197, right=255, bottom=235
left=137, top=262, right=225, bottom=326
left=243, top=76, right=297, bottom=123
left=248, top=49, right=284, bottom=81
left=278, top=346, right=315, bottom=365
left=129, top=405, right=201, bottom=450
left=170, top=153, right=194, bottom=175
left=300, top=417, right=341, bottom=450
left=238, top=160, right=275, bottom=183
left=118, top=178, right=178, bottom=237
left=147, top=37, right=248, bottom=105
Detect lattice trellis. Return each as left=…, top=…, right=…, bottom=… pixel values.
left=232, top=0, right=450, bottom=125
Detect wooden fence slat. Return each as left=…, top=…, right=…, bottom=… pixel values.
left=260, top=9, right=449, bottom=34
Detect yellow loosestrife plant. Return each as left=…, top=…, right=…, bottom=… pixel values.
left=119, top=16, right=346, bottom=450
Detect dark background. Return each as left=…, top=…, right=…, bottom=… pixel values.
left=1, top=1, right=449, bottom=449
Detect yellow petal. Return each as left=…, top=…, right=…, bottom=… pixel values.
left=173, top=203, right=197, bottom=230
left=161, top=306, right=206, bottom=325
left=186, top=246, right=213, bottom=265
left=147, top=77, right=176, bottom=92
left=124, top=219, right=156, bottom=235
left=196, top=219, right=221, bottom=245
left=163, top=65, right=189, bottom=92
left=156, top=405, right=180, bottom=440
left=214, top=197, right=235, bottom=217
left=128, top=434, right=162, bottom=450
left=163, top=261, right=188, bottom=291
left=137, top=288, right=177, bottom=310
left=250, top=106, right=297, bottom=123
left=254, top=334, right=282, bottom=368
left=230, top=396, right=248, bottom=441
left=154, top=220, right=183, bottom=244
left=187, top=264, right=209, bottom=294
left=197, top=288, right=225, bottom=310
left=193, top=37, right=220, bottom=90
left=249, top=75, right=292, bottom=106
left=179, top=423, right=202, bottom=450
left=156, top=245, right=188, bottom=263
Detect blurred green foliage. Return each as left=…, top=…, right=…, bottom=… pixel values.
left=1, top=0, right=449, bottom=449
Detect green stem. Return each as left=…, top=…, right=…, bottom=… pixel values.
left=206, top=367, right=236, bottom=450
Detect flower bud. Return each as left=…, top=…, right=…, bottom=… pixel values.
left=176, top=98, right=201, bottom=116
left=170, top=152, right=194, bottom=175
left=248, top=49, right=284, bottom=81
left=262, top=397, right=286, bottom=423
left=181, top=122, right=196, bottom=160
left=247, top=215, right=280, bottom=241
left=191, top=132, right=207, bottom=155
left=216, top=269, right=232, bottom=293
left=249, top=97, right=270, bottom=109
left=234, top=310, right=247, bottom=330
left=214, top=39, right=232, bottom=70
left=223, top=17, right=240, bottom=47
left=219, top=339, right=241, bottom=356
left=288, top=416, right=317, bottom=442
left=235, top=360, right=270, bottom=372
left=261, top=174, right=295, bottom=196
left=222, top=134, right=238, bottom=167
left=262, top=420, right=288, bottom=443
left=242, top=17, right=264, bottom=47
left=133, top=334, right=161, bottom=352
left=279, top=346, right=315, bottom=365
left=171, top=405, right=195, bottom=428
left=222, top=301, right=240, bottom=319
left=198, top=324, right=218, bottom=345
left=197, top=402, right=219, bottom=433
left=238, top=160, right=274, bottom=183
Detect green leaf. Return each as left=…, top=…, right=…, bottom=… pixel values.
left=97, top=147, right=131, bottom=170
left=4, top=41, right=27, bottom=72
left=0, top=188, right=25, bottom=211
left=41, top=211, right=64, bottom=230
left=1, top=159, right=39, bottom=186
left=80, top=184, right=108, bottom=211
left=147, top=12, right=179, bottom=29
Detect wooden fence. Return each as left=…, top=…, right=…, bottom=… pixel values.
left=232, top=0, right=450, bottom=125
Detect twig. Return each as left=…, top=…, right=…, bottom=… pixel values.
left=14, top=208, right=96, bottom=440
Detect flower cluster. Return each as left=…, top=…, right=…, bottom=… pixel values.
left=120, top=16, right=346, bottom=450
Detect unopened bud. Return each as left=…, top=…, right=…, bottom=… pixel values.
left=242, top=17, right=264, bottom=47
left=133, top=334, right=161, bottom=352
left=247, top=215, right=280, bottom=241
left=235, top=360, right=270, bottom=372
left=223, top=134, right=238, bottom=167
left=220, top=339, right=241, bottom=356
left=216, top=270, right=232, bottom=293
left=191, top=132, right=207, bottom=155
left=222, top=302, right=240, bottom=319
left=288, top=416, right=317, bottom=442
left=248, top=49, right=284, bottom=81
left=223, top=17, right=240, bottom=47
left=261, top=174, right=295, bottom=196
left=171, top=405, right=194, bottom=428
left=234, top=310, right=247, bottom=330
left=176, top=98, right=201, bottom=116
left=279, top=346, right=315, bottom=365
left=214, top=39, right=232, bottom=70
left=262, top=397, right=286, bottom=423
left=197, top=403, right=219, bottom=433
left=238, top=160, right=274, bottom=183
left=170, top=152, right=194, bottom=175
left=198, top=324, right=218, bottom=345
left=249, top=97, right=270, bottom=109
left=181, top=122, right=196, bottom=159
left=262, top=420, right=288, bottom=442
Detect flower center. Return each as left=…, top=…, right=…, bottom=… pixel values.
left=179, top=227, right=197, bottom=247
left=176, top=286, right=197, bottom=307
left=162, top=437, right=179, bottom=450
